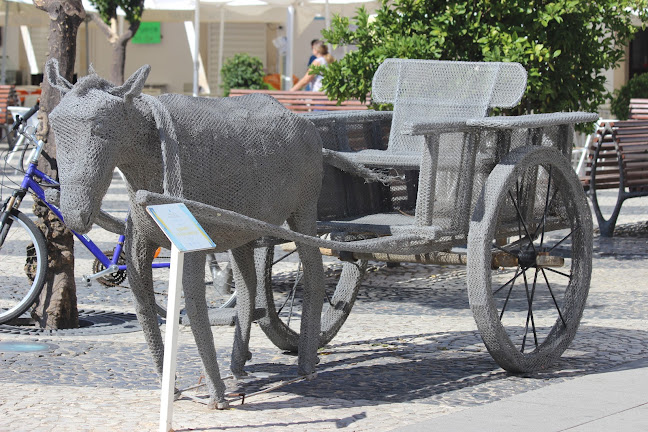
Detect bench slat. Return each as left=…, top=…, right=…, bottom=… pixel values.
left=228, top=88, right=369, bottom=113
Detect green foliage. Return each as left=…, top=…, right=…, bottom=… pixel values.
left=220, top=53, right=267, bottom=96
left=610, top=73, right=648, bottom=119
left=320, top=0, right=648, bottom=124
left=89, top=0, right=144, bottom=25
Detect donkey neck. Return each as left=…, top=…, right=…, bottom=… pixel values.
left=115, top=97, right=165, bottom=196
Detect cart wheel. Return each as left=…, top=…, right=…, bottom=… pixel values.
left=255, top=244, right=367, bottom=351
left=467, top=146, right=592, bottom=373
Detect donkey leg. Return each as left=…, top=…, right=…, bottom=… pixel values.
left=229, top=243, right=257, bottom=377
left=125, top=230, right=165, bottom=376
left=182, top=251, right=228, bottom=409
left=287, top=209, right=325, bottom=376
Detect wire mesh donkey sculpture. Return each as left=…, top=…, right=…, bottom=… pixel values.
left=46, top=59, right=326, bottom=409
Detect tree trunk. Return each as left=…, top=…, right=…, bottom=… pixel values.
left=89, top=13, right=141, bottom=86
left=111, top=40, right=127, bottom=85
left=32, top=0, right=85, bottom=329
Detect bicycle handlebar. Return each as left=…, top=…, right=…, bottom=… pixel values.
left=11, top=102, right=40, bottom=132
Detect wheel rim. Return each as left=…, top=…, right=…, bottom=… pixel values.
left=257, top=244, right=367, bottom=351
left=151, top=250, right=237, bottom=318
left=468, top=147, right=592, bottom=373
left=0, top=213, right=47, bottom=323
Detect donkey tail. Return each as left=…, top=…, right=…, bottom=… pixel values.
left=322, top=149, right=397, bottom=184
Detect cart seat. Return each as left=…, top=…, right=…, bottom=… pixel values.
left=318, top=59, right=528, bottom=232
left=362, top=59, right=526, bottom=159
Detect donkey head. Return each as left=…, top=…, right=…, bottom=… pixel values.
left=47, top=59, right=151, bottom=233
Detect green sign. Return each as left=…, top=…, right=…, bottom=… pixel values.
left=132, top=22, right=161, bottom=44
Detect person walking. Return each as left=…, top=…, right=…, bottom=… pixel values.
left=290, top=40, right=334, bottom=92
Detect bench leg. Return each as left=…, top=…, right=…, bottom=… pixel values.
left=590, top=186, right=625, bottom=237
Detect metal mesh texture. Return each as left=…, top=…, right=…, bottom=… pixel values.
left=466, top=145, right=592, bottom=372
left=45, top=57, right=599, bottom=390
left=46, top=60, right=326, bottom=408
left=350, top=59, right=528, bottom=166
left=313, top=60, right=597, bottom=243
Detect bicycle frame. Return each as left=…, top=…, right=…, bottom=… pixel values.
left=3, top=128, right=170, bottom=282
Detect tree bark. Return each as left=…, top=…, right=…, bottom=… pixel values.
left=90, top=13, right=141, bottom=85
left=111, top=39, right=127, bottom=85
left=32, top=0, right=85, bottom=329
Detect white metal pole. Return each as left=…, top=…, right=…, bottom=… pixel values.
left=217, top=7, right=225, bottom=96
left=285, top=5, right=294, bottom=90
left=20, top=26, right=39, bottom=75
left=159, top=245, right=184, bottom=432
left=85, top=18, right=90, bottom=74
left=193, top=0, right=200, bottom=96
left=1, top=1, right=8, bottom=84
left=325, top=0, right=330, bottom=31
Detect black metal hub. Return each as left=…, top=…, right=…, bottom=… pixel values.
left=517, top=249, right=537, bottom=268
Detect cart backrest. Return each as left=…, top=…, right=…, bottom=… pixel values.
left=371, top=59, right=527, bottom=153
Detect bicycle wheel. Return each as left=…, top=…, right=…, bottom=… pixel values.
left=0, top=210, right=48, bottom=324
left=467, top=146, right=592, bottom=373
left=153, top=251, right=237, bottom=319
left=256, top=244, right=367, bottom=351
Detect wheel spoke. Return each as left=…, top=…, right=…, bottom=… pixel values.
left=285, top=262, right=302, bottom=328
left=498, top=266, right=521, bottom=320
left=515, top=180, right=523, bottom=241
left=547, top=225, right=580, bottom=253
left=530, top=268, right=540, bottom=348
left=539, top=167, right=555, bottom=249
left=493, top=267, right=525, bottom=296
left=544, top=267, right=572, bottom=279
left=521, top=268, right=539, bottom=352
left=541, top=268, right=567, bottom=327
left=276, top=267, right=303, bottom=315
left=529, top=186, right=559, bottom=248
left=492, top=243, right=518, bottom=258
left=273, top=248, right=297, bottom=265
left=508, top=190, right=537, bottom=254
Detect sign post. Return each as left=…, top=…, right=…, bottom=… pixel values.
left=146, top=203, right=216, bottom=432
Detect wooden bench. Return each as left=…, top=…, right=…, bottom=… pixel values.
left=15, top=86, right=41, bottom=107
left=228, top=89, right=368, bottom=112
left=0, top=85, right=20, bottom=147
left=582, top=98, right=648, bottom=236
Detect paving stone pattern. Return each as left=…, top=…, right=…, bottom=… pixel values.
left=1, top=147, right=647, bottom=431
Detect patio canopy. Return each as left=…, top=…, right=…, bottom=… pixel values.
left=1, top=0, right=379, bottom=91
left=2, top=0, right=376, bottom=31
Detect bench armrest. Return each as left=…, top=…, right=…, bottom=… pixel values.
left=302, top=110, right=392, bottom=127
left=402, top=118, right=471, bottom=135
left=465, top=112, right=598, bottom=129
left=404, top=112, right=598, bottom=136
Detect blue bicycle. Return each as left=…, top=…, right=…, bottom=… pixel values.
left=0, top=105, right=235, bottom=324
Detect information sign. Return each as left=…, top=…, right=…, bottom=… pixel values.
left=147, top=203, right=216, bottom=252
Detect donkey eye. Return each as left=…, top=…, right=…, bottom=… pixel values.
left=90, top=122, right=111, bottom=139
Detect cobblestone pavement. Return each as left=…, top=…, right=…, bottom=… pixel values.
left=1, top=150, right=647, bottom=431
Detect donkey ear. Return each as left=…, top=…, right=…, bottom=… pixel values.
left=45, top=59, right=74, bottom=95
left=116, top=64, right=151, bottom=102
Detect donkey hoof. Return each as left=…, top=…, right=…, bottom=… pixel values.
left=231, top=367, right=248, bottom=379
left=208, top=400, right=230, bottom=410
left=297, top=363, right=318, bottom=377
